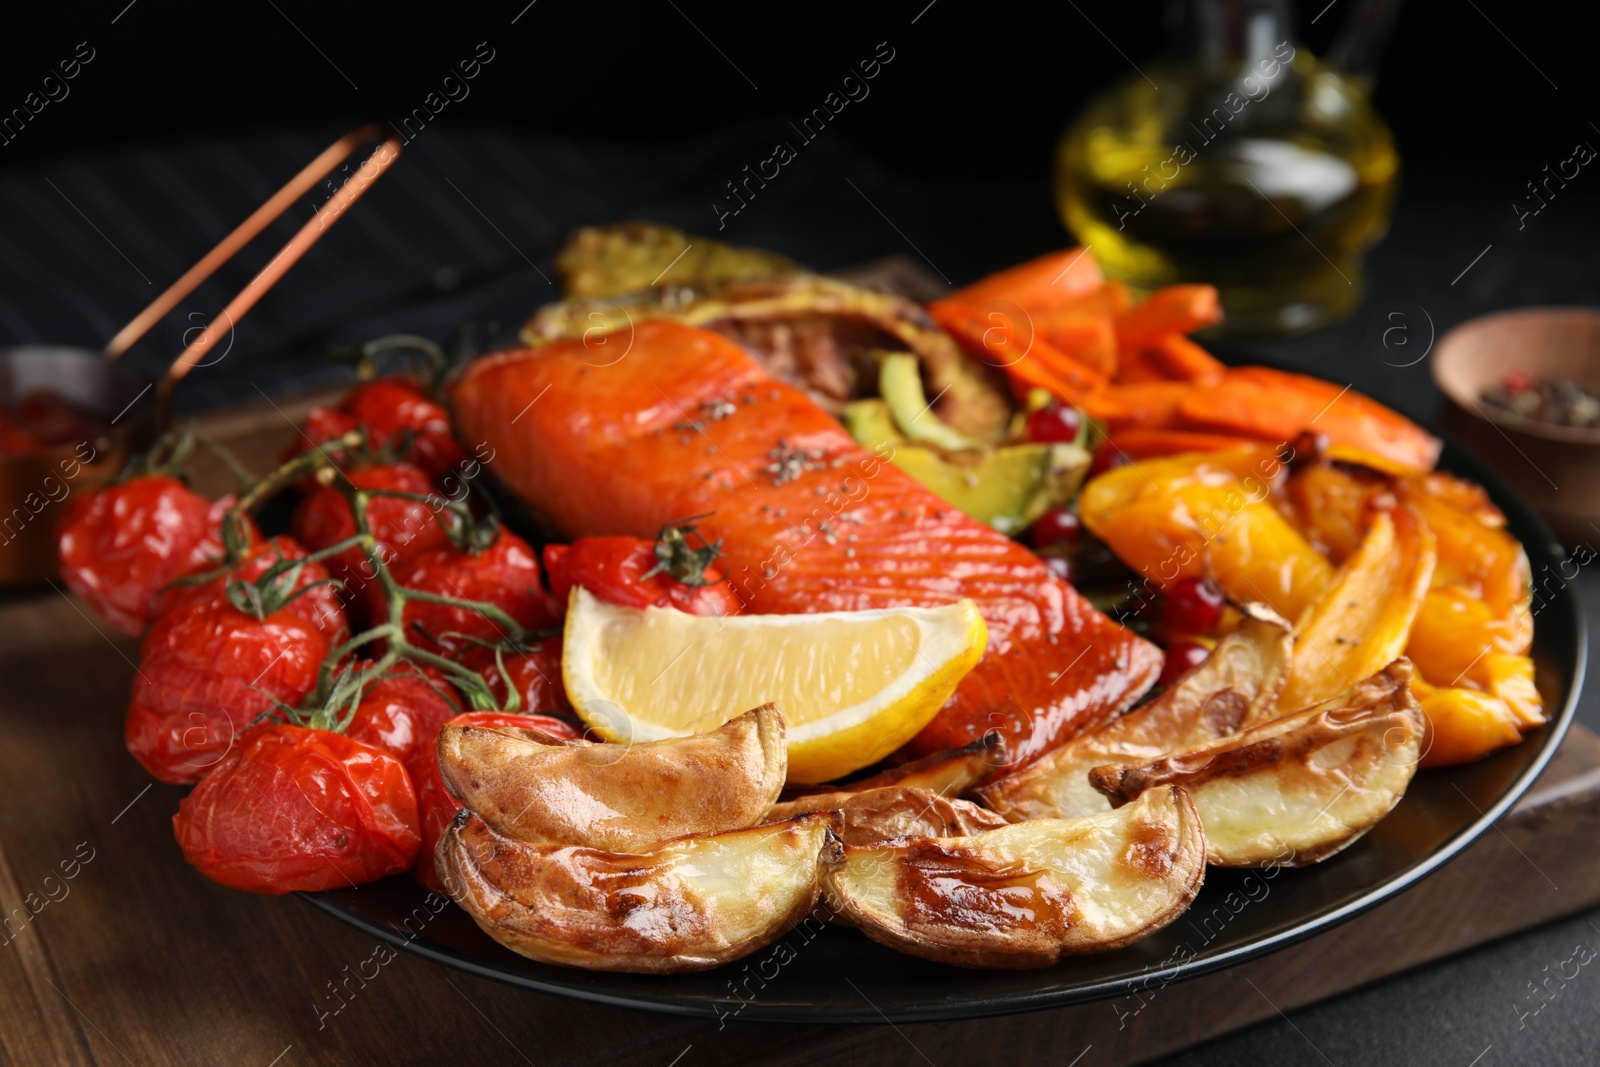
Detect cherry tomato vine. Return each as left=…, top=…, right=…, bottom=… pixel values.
left=185, top=425, right=563, bottom=735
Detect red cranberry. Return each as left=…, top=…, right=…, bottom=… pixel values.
left=1029, top=508, right=1081, bottom=549
left=1027, top=403, right=1082, bottom=444
left=1088, top=441, right=1129, bottom=479
left=1158, top=641, right=1211, bottom=687
left=1164, top=576, right=1226, bottom=635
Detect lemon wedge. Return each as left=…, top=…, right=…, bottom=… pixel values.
left=562, top=587, right=988, bottom=784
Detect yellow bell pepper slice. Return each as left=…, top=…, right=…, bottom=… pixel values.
left=1468, top=652, right=1545, bottom=729
left=1415, top=683, right=1524, bottom=767
left=1080, top=446, right=1331, bottom=621
left=1279, top=505, right=1436, bottom=711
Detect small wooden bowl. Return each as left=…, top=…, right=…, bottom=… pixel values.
left=1432, top=307, right=1600, bottom=545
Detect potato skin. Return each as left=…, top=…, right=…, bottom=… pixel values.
left=823, top=786, right=1206, bottom=969
left=766, top=785, right=1007, bottom=846
left=979, top=603, right=1293, bottom=822
left=440, top=811, right=841, bottom=974
left=1091, top=660, right=1425, bottom=867
left=782, top=731, right=1009, bottom=799
left=437, top=704, right=786, bottom=853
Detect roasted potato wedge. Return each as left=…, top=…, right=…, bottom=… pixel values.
left=440, top=811, right=840, bottom=973
left=1092, top=661, right=1424, bottom=867
left=766, top=785, right=1007, bottom=846
left=823, top=786, right=1206, bottom=968
left=785, top=731, right=1008, bottom=799
left=436, top=704, right=785, bottom=852
left=978, top=604, right=1293, bottom=821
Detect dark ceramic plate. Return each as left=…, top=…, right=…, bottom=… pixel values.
left=300, top=435, right=1585, bottom=1024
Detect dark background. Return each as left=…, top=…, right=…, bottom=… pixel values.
left=1, top=3, right=1598, bottom=1066
left=2, top=0, right=1596, bottom=414
left=2, top=0, right=1595, bottom=183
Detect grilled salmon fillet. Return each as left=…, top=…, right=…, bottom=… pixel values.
left=453, top=320, right=1160, bottom=767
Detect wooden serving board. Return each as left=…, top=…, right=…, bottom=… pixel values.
left=0, top=389, right=1594, bottom=1066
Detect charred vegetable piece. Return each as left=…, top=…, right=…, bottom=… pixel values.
left=554, top=222, right=799, bottom=300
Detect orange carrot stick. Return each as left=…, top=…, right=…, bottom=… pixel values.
left=929, top=299, right=1033, bottom=375
left=1054, top=281, right=1133, bottom=318
left=1002, top=353, right=1106, bottom=409
left=1103, top=429, right=1264, bottom=459
left=1179, top=366, right=1441, bottom=471
left=929, top=299, right=1109, bottom=397
left=944, top=248, right=1104, bottom=315
left=1035, top=311, right=1117, bottom=377
left=1024, top=341, right=1110, bottom=396
left=1113, top=346, right=1173, bottom=384
left=1146, top=334, right=1227, bottom=382
left=1113, top=285, right=1223, bottom=346
left=1082, top=382, right=1188, bottom=432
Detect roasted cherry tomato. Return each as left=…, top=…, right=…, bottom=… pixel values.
left=283, top=380, right=463, bottom=482
left=1026, top=403, right=1082, bottom=444
left=285, top=405, right=360, bottom=453
left=466, top=637, right=572, bottom=715
left=125, top=600, right=331, bottom=784
left=1157, top=640, right=1211, bottom=688
left=391, top=527, right=557, bottom=653
left=342, top=378, right=466, bottom=483
left=153, top=535, right=347, bottom=643
left=279, top=406, right=360, bottom=475
left=544, top=535, right=740, bottom=617
left=1028, top=508, right=1081, bottom=550
left=409, top=710, right=584, bottom=894
left=173, top=722, right=419, bottom=894
left=1163, top=576, right=1226, bottom=637
left=290, top=463, right=450, bottom=627
left=58, top=477, right=255, bottom=635
left=345, top=666, right=463, bottom=768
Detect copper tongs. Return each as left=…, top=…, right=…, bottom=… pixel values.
left=107, top=123, right=405, bottom=397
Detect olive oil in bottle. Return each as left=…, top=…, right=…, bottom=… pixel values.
left=1055, top=0, right=1400, bottom=337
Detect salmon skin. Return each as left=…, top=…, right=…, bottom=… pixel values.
left=453, top=320, right=1161, bottom=768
